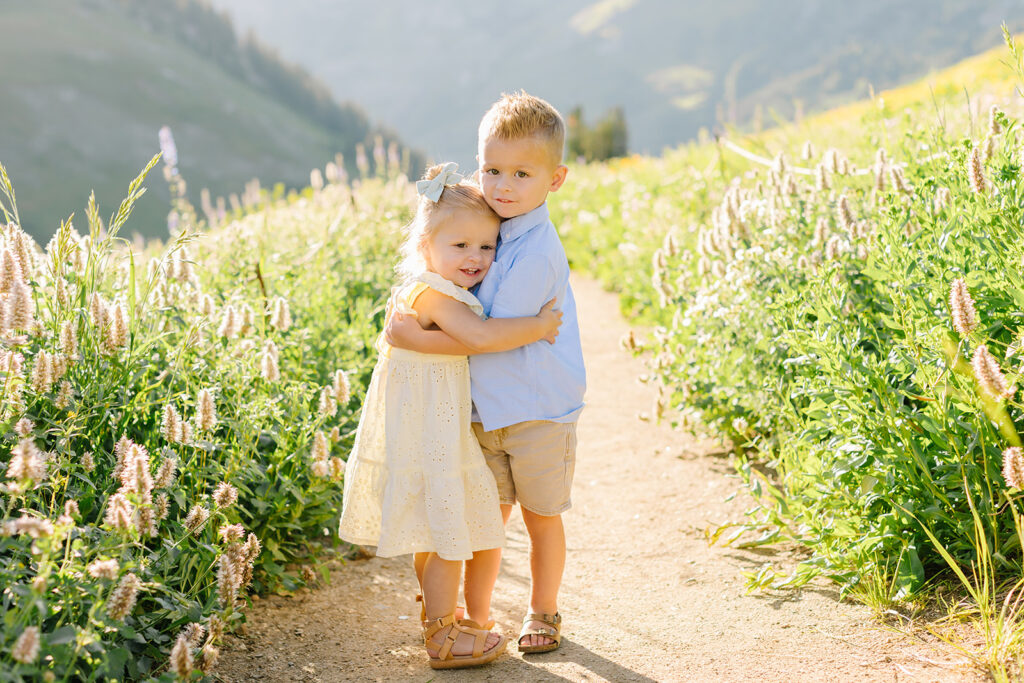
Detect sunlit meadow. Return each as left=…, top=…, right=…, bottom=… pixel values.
left=0, top=131, right=412, bottom=679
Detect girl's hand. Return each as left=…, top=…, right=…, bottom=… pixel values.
left=537, top=298, right=563, bottom=344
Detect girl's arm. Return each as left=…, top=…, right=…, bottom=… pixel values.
left=389, top=292, right=561, bottom=355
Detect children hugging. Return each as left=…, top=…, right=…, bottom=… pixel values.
left=338, top=91, right=585, bottom=670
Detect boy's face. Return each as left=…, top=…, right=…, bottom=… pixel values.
left=477, top=136, right=567, bottom=219
left=425, top=209, right=500, bottom=289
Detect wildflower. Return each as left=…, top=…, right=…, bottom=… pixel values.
left=217, top=554, right=239, bottom=608
left=989, top=105, right=1003, bottom=136
left=270, top=297, right=291, bottom=331
left=154, top=492, right=169, bottom=521
left=801, top=141, right=814, bottom=160
left=312, top=460, right=330, bottom=477
left=217, top=305, right=240, bottom=339
left=112, top=436, right=133, bottom=479
left=311, top=430, right=329, bottom=462
left=200, top=294, right=215, bottom=317
left=934, top=187, right=951, bottom=212
left=55, top=380, right=73, bottom=408
left=9, top=280, right=35, bottom=330
left=949, top=278, right=977, bottom=336
left=183, top=505, right=210, bottom=535
left=14, top=417, right=32, bottom=436
left=106, top=302, right=128, bottom=349
left=30, top=352, right=53, bottom=394
left=239, top=303, right=255, bottom=335
left=170, top=634, right=193, bottom=677
left=329, top=426, right=341, bottom=443
left=836, top=195, right=854, bottom=235
left=64, top=499, right=79, bottom=518
left=178, top=420, right=192, bottom=445
left=1003, top=447, right=1024, bottom=489
left=825, top=235, right=844, bottom=260
left=7, top=438, right=46, bottom=484
left=182, top=622, right=206, bottom=649
left=330, top=456, right=346, bottom=479
left=105, top=493, right=134, bottom=532
left=213, top=482, right=238, bottom=509
left=162, top=404, right=181, bottom=443
left=106, top=572, right=141, bottom=620
left=154, top=456, right=177, bottom=488
left=82, top=451, right=95, bottom=472
left=812, top=217, right=829, bottom=246
left=890, top=166, right=910, bottom=194
left=968, top=145, right=987, bottom=193
left=3, top=516, right=54, bottom=538
left=196, top=388, right=217, bottom=431
left=197, top=645, right=220, bottom=674
left=318, top=387, right=337, bottom=418
left=89, top=292, right=108, bottom=330
left=159, top=126, right=178, bottom=169
left=310, top=168, right=325, bottom=191
left=983, top=135, right=996, bottom=163
left=815, top=164, right=830, bottom=192
left=87, top=558, right=120, bottom=579
left=208, top=615, right=225, bottom=642
left=219, top=524, right=244, bottom=544
left=260, top=342, right=280, bottom=382
left=11, top=626, right=40, bottom=664
left=0, top=247, right=22, bottom=294
left=55, top=277, right=69, bottom=307
left=973, top=344, right=1014, bottom=399
left=333, top=369, right=350, bottom=405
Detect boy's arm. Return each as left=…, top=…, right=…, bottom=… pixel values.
left=415, top=289, right=560, bottom=354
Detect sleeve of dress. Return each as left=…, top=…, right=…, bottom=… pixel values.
left=487, top=253, right=558, bottom=319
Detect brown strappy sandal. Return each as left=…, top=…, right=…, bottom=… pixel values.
left=422, top=614, right=507, bottom=669
left=518, top=612, right=562, bottom=654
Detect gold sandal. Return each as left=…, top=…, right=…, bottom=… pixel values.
left=422, top=614, right=507, bottom=670
left=416, top=594, right=491, bottom=627
left=518, top=612, right=561, bottom=654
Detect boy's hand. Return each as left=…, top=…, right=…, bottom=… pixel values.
left=537, top=298, right=562, bottom=344
left=383, top=308, right=422, bottom=349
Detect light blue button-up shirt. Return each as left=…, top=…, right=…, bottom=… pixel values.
left=470, top=203, right=586, bottom=431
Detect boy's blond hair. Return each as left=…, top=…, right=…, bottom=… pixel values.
left=478, top=91, right=565, bottom=166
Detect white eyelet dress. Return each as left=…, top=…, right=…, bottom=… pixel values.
left=338, top=271, right=505, bottom=561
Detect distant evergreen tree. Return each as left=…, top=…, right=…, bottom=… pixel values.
left=565, top=106, right=628, bottom=163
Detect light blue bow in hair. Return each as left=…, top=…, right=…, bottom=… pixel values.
left=416, top=162, right=464, bottom=202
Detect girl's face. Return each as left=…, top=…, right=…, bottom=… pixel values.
left=424, top=209, right=500, bottom=288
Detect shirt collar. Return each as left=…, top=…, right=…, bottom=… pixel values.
left=499, top=203, right=549, bottom=243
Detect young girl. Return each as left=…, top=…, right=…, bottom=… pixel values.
left=338, top=162, right=562, bottom=669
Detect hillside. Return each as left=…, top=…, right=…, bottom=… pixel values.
left=209, top=0, right=1021, bottom=169
left=0, top=0, right=417, bottom=242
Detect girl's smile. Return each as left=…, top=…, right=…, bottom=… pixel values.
left=424, top=210, right=500, bottom=288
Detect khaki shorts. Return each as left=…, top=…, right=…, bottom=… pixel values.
left=472, top=420, right=577, bottom=516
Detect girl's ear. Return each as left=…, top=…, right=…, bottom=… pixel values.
left=549, top=165, right=568, bottom=193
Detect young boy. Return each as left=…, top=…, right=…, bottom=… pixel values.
left=387, top=91, right=585, bottom=654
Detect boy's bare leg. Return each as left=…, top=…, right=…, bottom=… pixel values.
left=463, top=548, right=501, bottom=625
left=520, top=508, right=565, bottom=648
left=422, top=554, right=501, bottom=655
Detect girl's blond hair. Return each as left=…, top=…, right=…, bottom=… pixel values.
left=396, top=164, right=498, bottom=280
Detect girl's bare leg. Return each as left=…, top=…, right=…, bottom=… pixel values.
left=422, top=554, right=500, bottom=656
left=463, top=548, right=501, bottom=625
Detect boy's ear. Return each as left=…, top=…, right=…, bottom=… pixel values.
left=549, top=165, right=568, bottom=193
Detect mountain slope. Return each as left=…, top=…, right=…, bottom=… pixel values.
left=0, top=0, right=414, bottom=241
left=208, top=0, right=1022, bottom=169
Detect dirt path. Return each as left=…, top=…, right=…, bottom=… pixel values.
left=218, top=275, right=979, bottom=682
